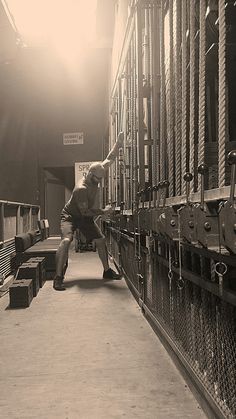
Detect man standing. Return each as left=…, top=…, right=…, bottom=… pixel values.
left=53, top=132, right=124, bottom=290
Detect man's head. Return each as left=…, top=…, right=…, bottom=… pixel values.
left=88, top=162, right=105, bottom=184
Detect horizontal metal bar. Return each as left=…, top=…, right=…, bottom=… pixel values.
left=110, top=228, right=135, bottom=243
left=166, top=186, right=232, bottom=206
left=157, top=254, right=236, bottom=307
left=0, top=200, right=40, bottom=209
left=118, top=186, right=233, bottom=211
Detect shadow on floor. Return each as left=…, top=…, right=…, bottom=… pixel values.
left=64, top=277, right=126, bottom=292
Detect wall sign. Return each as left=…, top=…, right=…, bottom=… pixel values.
left=74, top=161, right=94, bottom=184
left=63, top=132, right=84, bottom=145
left=74, top=161, right=103, bottom=208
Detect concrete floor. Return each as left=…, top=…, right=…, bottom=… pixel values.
left=0, top=249, right=206, bottom=419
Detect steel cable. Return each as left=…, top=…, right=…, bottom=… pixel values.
left=133, top=29, right=138, bottom=201
left=127, top=50, right=132, bottom=208
left=198, top=0, right=206, bottom=191
left=149, top=4, right=156, bottom=186
left=218, top=0, right=227, bottom=188
left=160, top=0, right=166, bottom=182
left=168, top=0, right=175, bottom=196
left=189, top=0, right=196, bottom=193
left=174, top=0, right=182, bottom=195
left=181, top=0, right=187, bottom=195
left=154, top=2, right=161, bottom=186
left=130, top=37, right=135, bottom=205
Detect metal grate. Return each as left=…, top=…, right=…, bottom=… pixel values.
left=0, top=240, right=16, bottom=278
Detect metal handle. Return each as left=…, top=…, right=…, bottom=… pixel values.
left=147, top=186, right=152, bottom=208
left=141, top=189, right=145, bottom=209
left=157, top=182, right=163, bottom=208
left=136, top=191, right=141, bottom=208
left=228, top=150, right=236, bottom=202
left=162, top=180, right=170, bottom=207
left=183, top=172, right=193, bottom=204
left=198, top=164, right=208, bottom=209
left=152, top=185, right=158, bottom=208
left=120, top=201, right=125, bottom=214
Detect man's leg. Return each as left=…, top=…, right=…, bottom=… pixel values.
left=93, top=236, right=121, bottom=280
left=93, top=237, right=109, bottom=271
left=55, top=237, right=72, bottom=277
left=79, top=218, right=122, bottom=280
left=54, top=237, right=72, bottom=290
left=54, top=217, right=74, bottom=291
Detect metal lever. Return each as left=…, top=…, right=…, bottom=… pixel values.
left=157, top=182, right=162, bottom=207
left=147, top=186, right=152, bottom=209
left=162, top=180, right=170, bottom=207
left=136, top=191, right=142, bottom=208
left=228, top=150, right=236, bottom=203
left=198, top=164, right=208, bottom=209
left=152, top=185, right=158, bottom=208
left=183, top=172, right=193, bottom=204
left=141, top=190, right=145, bottom=209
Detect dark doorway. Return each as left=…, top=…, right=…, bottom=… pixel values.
left=43, top=167, right=74, bottom=235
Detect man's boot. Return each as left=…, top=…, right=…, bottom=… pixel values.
left=103, top=268, right=122, bottom=280
left=53, top=276, right=66, bottom=291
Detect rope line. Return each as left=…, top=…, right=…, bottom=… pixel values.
left=168, top=0, right=175, bottom=196
left=189, top=0, right=196, bottom=193
left=174, top=0, right=182, bottom=196
left=181, top=0, right=187, bottom=195
left=218, top=0, right=227, bottom=188
left=160, top=0, right=166, bottom=182
left=198, top=0, right=206, bottom=190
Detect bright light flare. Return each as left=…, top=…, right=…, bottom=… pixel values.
left=5, top=0, right=97, bottom=67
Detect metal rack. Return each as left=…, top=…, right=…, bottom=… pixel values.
left=104, top=1, right=236, bottom=417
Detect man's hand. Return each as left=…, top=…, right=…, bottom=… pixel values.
left=103, top=204, right=114, bottom=214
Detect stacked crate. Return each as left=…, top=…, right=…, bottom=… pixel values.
left=26, top=257, right=46, bottom=288
left=9, top=257, right=46, bottom=308
left=9, top=280, right=34, bottom=308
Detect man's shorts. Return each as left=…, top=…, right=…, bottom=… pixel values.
left=60, top=210, right=103, bottom=242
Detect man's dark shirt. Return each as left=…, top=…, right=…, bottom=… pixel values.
left=63, top=178, right=101, bottom=218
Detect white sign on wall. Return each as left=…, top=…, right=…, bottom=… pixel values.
left=63, top=132, right=84, bottom=145
left=74, top=161, right=103, bottom=208
left=74, top=161, right=94, bottom=184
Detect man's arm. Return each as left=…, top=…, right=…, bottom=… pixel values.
left=102, top=131, right=124, bottom=170
left=75, top=188, right=111, bottom=217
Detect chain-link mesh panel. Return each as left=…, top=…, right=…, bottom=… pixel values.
left=120, top=237, right=140, bottom=290
left=152, top=258, right=236, bottom=418
left=104, top=226, right=236, bottom=417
